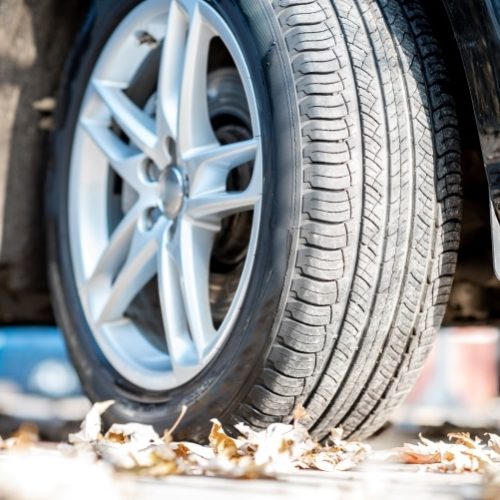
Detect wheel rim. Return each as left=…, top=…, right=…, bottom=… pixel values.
left=68, top=0, right=262, bottom=391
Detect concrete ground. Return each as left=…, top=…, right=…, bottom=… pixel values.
left=0, top=425, right=493, bottom=500
left=0, top=446, right=487, bottom=500
left=133, top=461, right=487, bottom=500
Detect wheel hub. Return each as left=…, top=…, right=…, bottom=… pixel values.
left=159, top=164, right=185, bottom=219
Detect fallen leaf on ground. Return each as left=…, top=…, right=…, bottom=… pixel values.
left=209, top=419, right=241, bottom=460
left=391, top=432, right=500, bottom=473
left=0, top=424, right=38, bottom=450
left=58, top=401, right=371, bottom=478
left=5, top=401, right=500, bottom=487
left=487, top=433, right=500, bottom=456
left=292, top=403, right=310, bottom=424
left=68, top=400, right=114, bottom=445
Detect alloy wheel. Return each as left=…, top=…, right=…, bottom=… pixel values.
left=68, top=0, right=262, bottom=390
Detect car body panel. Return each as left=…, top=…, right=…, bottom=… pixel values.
left=442, top=0, right=500, bottom=215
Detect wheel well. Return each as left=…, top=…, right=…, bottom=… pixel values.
left=421, top=0, right=500, bottom=324
left=0, top=0, right=91, bottom=323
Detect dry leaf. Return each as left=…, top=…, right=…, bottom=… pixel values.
left=329, top=427, right=345, bottom=444
left=95, top=423, right=167, bottom=470
left=448, top=432, right=480, bottom=449
left=209, top=419, right=240, bottom=459
left=487, top=434, right=500, bottom=456
left=163, top=405, right=187, bottom=443
left=292, top=403, right=310, bottom=424
left=69, top=400, right=114, bottom=444
left=175, top=441, right=214, bottom=462
left=391, top=433, right=498, bottom=473
left=105, top=423, right=162, bottom=446
left=0, top=424, right=38, bottom=450
left=393, top=438, right=441, bottom=465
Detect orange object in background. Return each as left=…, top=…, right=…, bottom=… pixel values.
left=451, top=328, right=499, bottom=405
left=396, top=328, right=499, bottom=427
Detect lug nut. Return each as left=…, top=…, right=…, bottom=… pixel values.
left=143, top=158, right=160, bottom=182
left=144, top=207, right=162, bottom=230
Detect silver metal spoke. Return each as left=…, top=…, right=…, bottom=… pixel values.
left=93, top=80, right=160, bottom=163
left=81, top=119, right=146, bottom=193
left=184, top=138, right=259, bottom=194
left=97, top=220, right=166, bottom=323
left=185, top=138, right=258, bottom=170
left=176, top=2, right=218, bottom=156
left=157, top=231, right=197, bottom=374
left=175, top=0, right=198, bottom=19
left=156, top=1, right=188, bottom=140
left=176, top=220, right=216, bottom=357
left=187, top=181, right=261, bottom=221
left=89, top=203, right=143, bottom=283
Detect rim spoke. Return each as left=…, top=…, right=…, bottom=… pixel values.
left=174, top=0, right=198, bottom=18
left=177, top=219, right=216, bottom=357
left=89, top=203, right=143, bottom=283
left=176, top=2, right=218, bottom=156
left=186, top=139, right=258, bottom=170
left=93, top=80, right=160, bottom=163
left=97, top=220, right=166, bottom=323
left=157, top=1, right=188, bottom=140
left=184, top=138, right=259, bottom=194
left=81, top=119, right=146, bottom=192
left=187, top=180, right=261, bottom=221
left=157, top=231, right=197, bottom=373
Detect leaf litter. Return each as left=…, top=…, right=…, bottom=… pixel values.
left=62, top=401, right=370, bottom=478
left=3, top=401, right=500, bottom=483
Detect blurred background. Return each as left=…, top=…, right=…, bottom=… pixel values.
left=0, top=327, right=88, bottom=440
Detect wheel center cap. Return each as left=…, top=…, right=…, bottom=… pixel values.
left=159, top=165, right=185, bottom=219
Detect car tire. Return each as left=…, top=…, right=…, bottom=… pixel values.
left=47, top=0, right=461, bottom=440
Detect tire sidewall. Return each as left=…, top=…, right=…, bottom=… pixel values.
left=46, top=0, right=301, bottom=438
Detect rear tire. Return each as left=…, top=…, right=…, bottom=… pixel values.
left=47, top=0, right=461, bottom=440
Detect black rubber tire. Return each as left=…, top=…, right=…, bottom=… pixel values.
left=47, top=0, right=461, bottom=440
left=235, top=0, right=462, bottom=440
